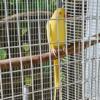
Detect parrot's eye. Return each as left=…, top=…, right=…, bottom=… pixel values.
left=59, top=12, right=62, bottom=15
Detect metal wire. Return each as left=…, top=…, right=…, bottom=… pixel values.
left=0, top=0, right=100, bottom=100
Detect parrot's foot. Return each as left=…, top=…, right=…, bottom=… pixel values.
left=51, top=48, right=57, bottom=57
left=62, top=47, right=66, bottom=54
left=63, top=47, right=66, bottom=52
left=62, top=47, right=66, bottom=55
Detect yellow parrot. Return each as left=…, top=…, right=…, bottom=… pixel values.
left=46, top=8, right=66, bottom=100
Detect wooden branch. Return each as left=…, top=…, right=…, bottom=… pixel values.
left=0, top=33, right=100, bottom=68
left=68, top=33, right=100, bottom=54
left=0, top=11, right=52, bottom=23
left=68, top=39, right=100, bottom=55
left=0, top=49, right=65, bottom=68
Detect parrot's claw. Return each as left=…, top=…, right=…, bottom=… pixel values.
left=62, top=47, right=66, bottom=55
left=51, top=48, right=57, bottom=57
left=63, top=47, right=66, bottom=52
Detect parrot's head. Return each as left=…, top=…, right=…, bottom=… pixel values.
left=58, top=8, right=65, bottom=17
left=52, top=8, right=65, bottom=19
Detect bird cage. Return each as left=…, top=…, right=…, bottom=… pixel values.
left=0, top=0, right=100, bottom=100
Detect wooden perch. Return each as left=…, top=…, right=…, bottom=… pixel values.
left=0, top=49, right=65, bottom=68
left=0, top=33, right=100, bottom=68
left=0, top=11, right=52, bottom=23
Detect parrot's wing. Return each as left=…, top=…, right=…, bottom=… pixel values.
left=46, top=21, right=52, bottom=43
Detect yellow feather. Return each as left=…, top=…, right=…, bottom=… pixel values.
left=46, top=8, right=66, bottom=100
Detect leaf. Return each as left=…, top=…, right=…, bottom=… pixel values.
left=22, top=43, right=30, bottom=52
left=9, top=1, right=14, bottom=5
left=0, top=49, right=7, bottom=60
left=21, top=27, right=28, bottom=36
left=24, top=76, right=32, bottom=86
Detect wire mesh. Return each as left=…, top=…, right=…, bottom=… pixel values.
left=0, top=0, right=100, bottom=100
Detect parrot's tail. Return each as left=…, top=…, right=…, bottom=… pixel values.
left=53, top=59, right=60, bottom=100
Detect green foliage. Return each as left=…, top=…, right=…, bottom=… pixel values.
left=36, top=0, right=56, bottom=11
left=22, top=43, right=30, bottom=52
left=24, top=76, right=32, bottom=85
left=21, top=27, right=28, bottom=36
left=9, top=0, right=19, bottom=5
left=0, top=49, right=7, bottom=60
left=5, top=0, right=56, bottom=12
left=22, top=43, right=30, bottom=56
left=0, top=0, right=60, bottom=19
